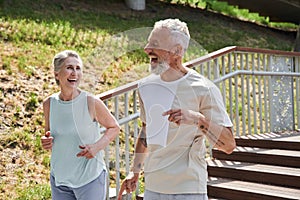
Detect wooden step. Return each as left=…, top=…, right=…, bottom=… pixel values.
left=235, top=132, right=300, bottom=150
left=208, top=178, right=300, bottom=200
left=207, top=159, right=300, bottom=188
left=212, top=147, right=300, bottom=168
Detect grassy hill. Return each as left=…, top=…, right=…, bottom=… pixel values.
left=0, top=0, right=297, bottom=199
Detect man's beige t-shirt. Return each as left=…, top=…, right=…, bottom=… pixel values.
left=138, top=69, right=233, bottom=194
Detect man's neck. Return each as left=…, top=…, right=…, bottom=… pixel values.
left=160, top=66, right=188, bottom=82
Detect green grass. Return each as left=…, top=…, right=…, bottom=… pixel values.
left=0, top=0, right=298, bottom=199
left=16, top=183, right=51, bottom=200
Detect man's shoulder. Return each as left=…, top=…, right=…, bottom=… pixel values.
left=186, top=69, right=210, bottom=84
left=138, top=74, right=159, bottom=86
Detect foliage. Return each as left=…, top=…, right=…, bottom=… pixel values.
left=169, top=0, right=297, bottom=29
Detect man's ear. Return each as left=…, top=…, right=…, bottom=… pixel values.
left=171, top=44, right=183, bottom=56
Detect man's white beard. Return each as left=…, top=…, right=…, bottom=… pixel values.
left=150, top=61, right=169, bottom=75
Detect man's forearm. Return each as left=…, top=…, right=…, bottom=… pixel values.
left=197, top=117, right=236, bottom=154
left=131, top=125, right=148, bottom=173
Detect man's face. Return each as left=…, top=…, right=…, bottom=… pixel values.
left=144, top=28, right=174, bottom=75
left=145, top=27, right=175, bottom=53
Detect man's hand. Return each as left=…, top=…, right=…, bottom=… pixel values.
left=117, top=172, right=139, bottom=200
left=162, top=109, right=201, bottom=125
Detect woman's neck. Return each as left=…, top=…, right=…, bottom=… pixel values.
left=59, top=88, right=81, bottom=101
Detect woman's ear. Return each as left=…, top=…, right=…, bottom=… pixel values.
left=54, top=71, right=59, bottom=83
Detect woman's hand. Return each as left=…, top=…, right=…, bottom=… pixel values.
left=41, top=131, right=53, bottom=150
left=76, top=143, right=100, bottom=159
left=76, top=135, right=110, bottom=159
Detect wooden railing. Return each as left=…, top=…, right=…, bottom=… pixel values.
left=96, top=46, right=300, bottom=199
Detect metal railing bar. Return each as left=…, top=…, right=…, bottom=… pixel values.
left=296, top=58, right=300, bottom=130
left=240, top=54, right=246, bottom=135
left=100, top=113, right=140, bottom=133
left=213, top=70, right=300, bottom=84
left=114, top=96, right=121, bottom=196
left=246, top=54, right=251, bottom=134
left=228, top=54, right=233, bottom=122
left=263, top=55, right=269, bottom=133
left=124, top=93, right=130, bottom=176
left=234, top=53, right=240, bottom=136
left=251, top=54, right=257, bottom=134
left=257, top=54, right=263, bottom=133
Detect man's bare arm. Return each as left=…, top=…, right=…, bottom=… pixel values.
left=198, top=120, right=235, bottom=154
left=163, top=109, right=236, bottom=154
left=131, top=122, right=148, bottom=173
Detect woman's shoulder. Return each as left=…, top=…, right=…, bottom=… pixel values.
left=42, top=96, right=52, bottom=110
left=85, top=91, right=97, bottom=101
left=85, top=91, right=104, bottom=109
left=43, top=92, right=60, bottom=107
left=43, top=93, right=55, bottom=105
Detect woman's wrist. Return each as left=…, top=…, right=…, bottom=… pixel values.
left=95, top=134, right=111, bottom=151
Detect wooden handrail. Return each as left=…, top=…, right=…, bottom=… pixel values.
left=184, top=46, right=237, bottom=67
left=235, top=46, right=300, bottom=56
left=96, top=80, right=139, bottom=101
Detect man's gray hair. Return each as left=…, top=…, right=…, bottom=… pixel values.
left=153, top=18, right=190, bottom=51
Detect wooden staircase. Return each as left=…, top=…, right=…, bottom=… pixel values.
left=207, top=131, right=300, bottom=200
left=117, top=131, right=300, bottom=200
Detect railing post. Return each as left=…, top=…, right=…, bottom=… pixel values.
left=296, top=57, right=300, bottom=130
left=269, top=55, right=294, bottom=132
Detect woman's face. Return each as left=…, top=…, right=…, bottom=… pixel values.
left=55, top=56, right=82, bottom=89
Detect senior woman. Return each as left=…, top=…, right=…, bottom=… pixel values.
left=41, top=50, right=120, bottom=200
